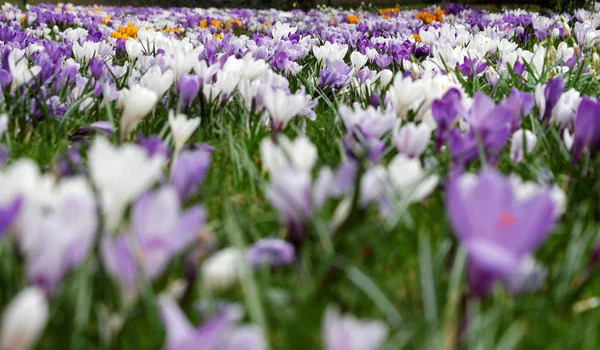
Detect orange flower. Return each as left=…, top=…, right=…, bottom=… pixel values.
left=213, top=33, right=223, bottom=40
left=412, top=33, right=421, bottom=42
left=261, top=21, right=271, bottom=33
left=225, top=19, right=242, bottom=30
left=199, top=20, right=207, bottom=28
left=20, top=14, right=26, bottom=24
left=209, top=19, right=222, bottom=28
left=101, top=16, right=111, bottom=25
left=378, top=7, right=400, bottom=16
left=346, top=15, right=359, bottom=24
left=433, top=9, right=445, bottom=22
left=111, top=23, right=139, bottom=40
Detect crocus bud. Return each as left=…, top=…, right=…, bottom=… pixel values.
left=510, top=129, right=537, bottom=162
left=593, top=52, right=600, bottom=69
left=202, top=248, right=244, bottom=291
left=178, top=74, right=200, bottom=108
left=378, top=69, right=393, bottom=88
left=168, top=110, right=200, bottom=155
left=1, top=287, right=48, bottom=350
left=562, top=21, right=571, bottom=37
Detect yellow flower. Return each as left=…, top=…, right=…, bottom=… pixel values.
left=346, top=15, right=359, bottom=24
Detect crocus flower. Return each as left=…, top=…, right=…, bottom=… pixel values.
left=102, top=186, right=205, bottom=291
left=263, top=87, right=310, bottom=133
left=158, top=294, right=266, bottom=350
left=551, top=88, right=582, bottom=129
left=20, top=177, right=97, bottom=293
left=535, top=76, right=564, bottom=123
left=178, top=74, right=200, bottom=108
left=393, top=122, right=432, bottom=158
left=322, top=305, right=388, bottom=350
left=572, top=97, right=600, bottom=162
left=0, top=287, right=48, bottom=350
left=138, top=135, right=170, bottom=158
left=500, top=88, right=534, bottom=132
left=339, top=103, right=396, bottom=162
left=267, top=168, right=312, bottom=249
left=119, top=85, right=159, bottom=138
left=202, top=247, right=245, bottom=291
left=168, top=110, right=200, bottom=155
left=89, top=138, right=165, bottom=231
left=170, top=147, right=212, bottom=201
left=0, top=197, right=20, bottom=238
left=446, top=168, right=556, bottom=296
left=140, top=66, right=175, bottom=98
left=510, top=129, right=537, bottom=162
left=431, top=88, right=464, bottom=151
left=318, top=59, right=353, bottom=92
left=259, top=135, right=317, bottom=175
left=247, top=238, right=295, bottom=268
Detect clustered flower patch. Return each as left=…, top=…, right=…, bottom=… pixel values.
left=0, top=2, right=600, bottom=349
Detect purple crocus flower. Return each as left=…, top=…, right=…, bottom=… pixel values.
left=537, top=76, right=564, bottom=123
left=267, top=168, right=312, bottom=250
left=446, top=168, right=556, bottom=296
left=158, top=295, right=266, bottom=350
left=449, top=92, right=512, bottom=165
left=178, top=74, right=200, bottom=108
left=318, top=59, right=353, bottom=92
left=102, top=186, right=205, bottom=290
left=323, top=306, right=388, bottom=350
left=138, top=135, right=170, bottom=159
left=431, top=88, right=464, bottom=152
left=374, top=54, right=393, bottom=69
left=88, top=57, right=103, bottom=81
left=0, top=197, right=21, bottom=237
left=572, top=97, right=600, bottom=162
left=170, top=147, right=212, bottom=201
left=246, top=237, right=295, bottom=268
left=457, top=57, right=486, bottom=79
left=501, top=88, right=534, bottom=132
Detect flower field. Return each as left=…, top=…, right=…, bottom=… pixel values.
left=2, top=2, right=600, bottom=349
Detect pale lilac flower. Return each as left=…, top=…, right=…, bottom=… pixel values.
left=323, top=306, right=388, bottom=350
left=263, top=88, right=311, bottom=133
left=446, top=168, right=556, bottom=296
left=158, top=294, right=266, bottom=350
left=102, top=186, right=205, bottom=289
left=170, top=147, right=212, bottom=201
left=247, top=238, right=295, bottom=268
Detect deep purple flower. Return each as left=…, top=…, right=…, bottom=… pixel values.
left=246, top=237, right=295, bottom=268
left=457, top=57, right=487, bottom=79
left=89, top=57, right=103, bottom=81
left=318, top=59, right=352, bottom=92
left=446, top=168, right=555, bottom=296
left=572, top=97, right=600, bottom=162
left=538, top=76, right=564, bottom=123
left=138, top=135, right=170, bottom=159
left=432, top=88, right=464, bottom=151
left=501, top=88, right=535, bottom=131
left=178, top=74, right=200, bottom=108
left=0, top=197, right=21, bottom=237
left=170, top=147, right=212, bottom=201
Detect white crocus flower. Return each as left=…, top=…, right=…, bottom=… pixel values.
left=140, top=66, right=175, bottom=97
left=350, top=51, right=368, bottom=70
left=551, top=89, right=581, bottom=128
left=168, top=110, right=200, bottom=155
left=0, top=114, right=7, bottom=138
left=393, top=122, right=432, bottom=158
left=272, top=21, right=297, bottom=41
left=89, top=138, right=165, bottom=232
left=1, top=287, right=48, bottom=350
left=202, top=248, right=244, bottom=291
left=8, top=51, right=41, bottom=92
left=125, top=39, right=143, bottom=60
left=260, top=135, right=317, bottom=175
left=510, top=129, right=537, bottom=162
left=263, top=88, right=309, bottom=131
left=387, top=154, right=438, bottom=203
left=120, top=85, right=159, bottom=137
